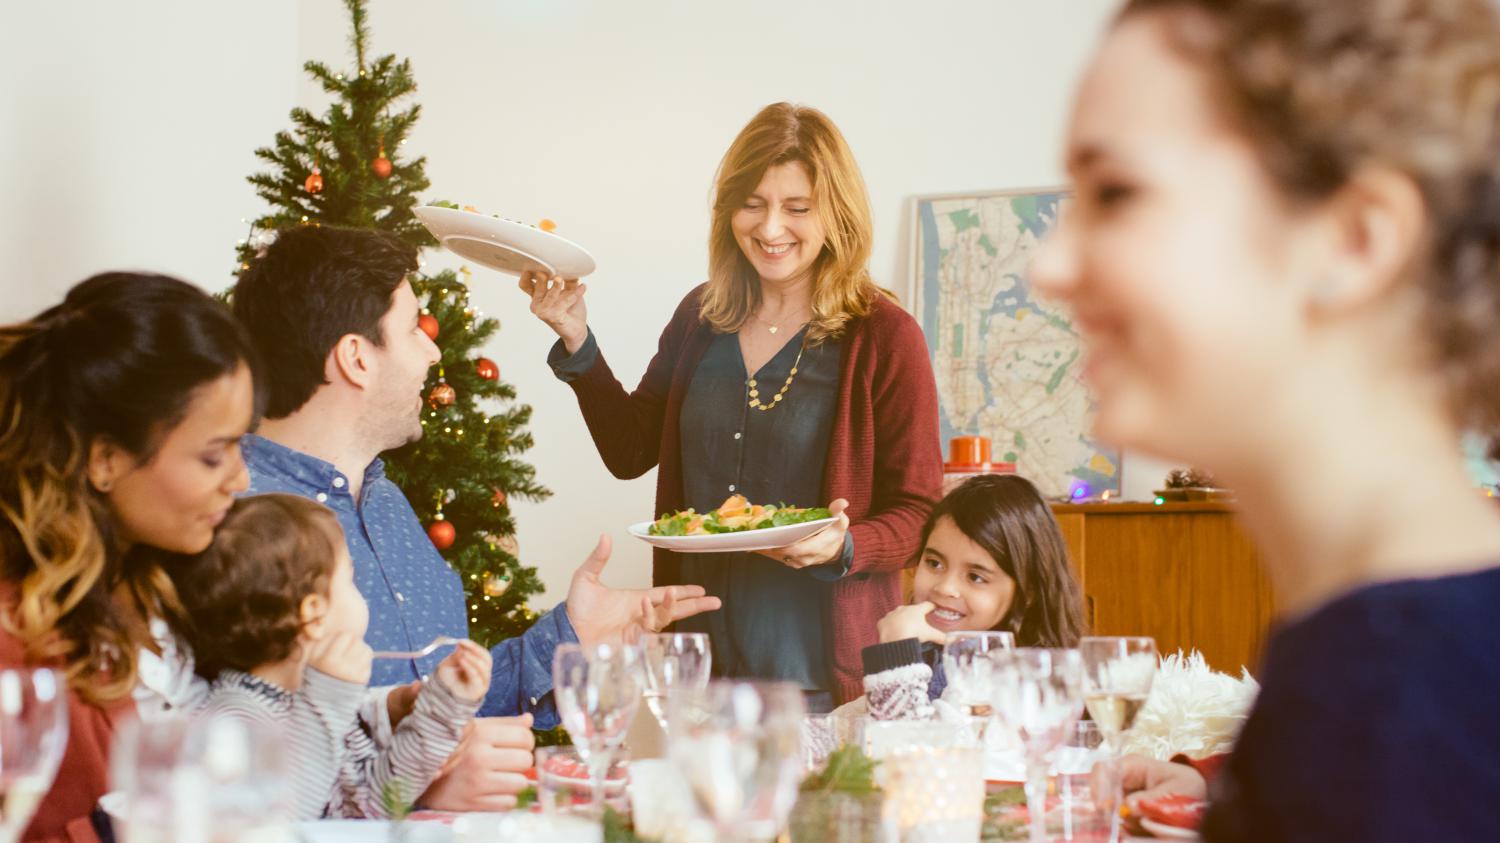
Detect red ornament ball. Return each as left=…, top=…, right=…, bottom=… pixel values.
left=304, top=168, right=324, bottom=194
left=426, top=519, right=456, bottom=550
left=491, top=487, right=508, bottom=509
left=428, top=382, right=456, bottom=408
left=372, top=154, right=392, bottom=179
left=418, top=313, right=439, bottom=340
left=476, top=357, right=499, bottom=381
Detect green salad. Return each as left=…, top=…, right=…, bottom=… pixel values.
left=649, top=495, right=832, bottom=537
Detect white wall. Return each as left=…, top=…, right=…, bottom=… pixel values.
left=0, top=1, right=303, bottom=315
left=3, top=1, right=1170, bottom=607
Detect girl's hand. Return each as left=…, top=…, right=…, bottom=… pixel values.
left=435, top=639, right=494, bottom=703
left=758, top=499, right=850, bottom=570
left=306, top=631, right=373, bottom=685
left=519, top=271, right=589, bottom=354
left=877, top=601, right=948, bottom=645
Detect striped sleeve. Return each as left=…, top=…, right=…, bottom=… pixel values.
left=331, top=674, right=479, bottom=818
left=204, top=669, right=364, bottom=820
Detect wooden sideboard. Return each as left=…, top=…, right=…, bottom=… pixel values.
left=1050, top=501, right=1274, bottom=675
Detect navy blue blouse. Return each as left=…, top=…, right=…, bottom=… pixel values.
left=1203, top=564, right=1500, bottom=841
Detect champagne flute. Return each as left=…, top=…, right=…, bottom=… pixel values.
left=989, top=648, right=1085, bottom=843
left=0, top=668, right=68, bottom=843
left=640, top=633, right=711, bottom=737
left=553, top=642, right=643, bottom=818
left=942, top=630, right=1015, bottom=742
left=1079, top=636, right=1158, bottom=753
left=668, top=680, right=805, bottom=842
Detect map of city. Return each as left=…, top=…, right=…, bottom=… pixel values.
left=913, top=190, right=1120, bottom=499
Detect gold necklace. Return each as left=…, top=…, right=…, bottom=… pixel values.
left=748, top=341, right=806, bottom=412
left=752, top=310, right=808, bottom=335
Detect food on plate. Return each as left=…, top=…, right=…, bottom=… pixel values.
left=648, top=495, right=832, bottom=537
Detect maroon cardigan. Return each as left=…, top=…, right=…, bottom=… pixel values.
left=562, top=285, right=942, bottom=702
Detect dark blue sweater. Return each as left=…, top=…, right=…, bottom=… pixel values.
left=1203, top=565, right=1500, bottom=842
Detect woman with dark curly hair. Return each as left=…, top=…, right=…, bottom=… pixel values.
left=1032, top=0, right=1500, bottom=839
left=0, top=273, right=263, bottom=839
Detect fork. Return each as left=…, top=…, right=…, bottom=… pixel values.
left=371, top=635, right=462, bottom=660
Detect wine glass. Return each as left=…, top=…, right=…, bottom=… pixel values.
left=667, top=680, right=805, bottom=842
left=942, top=630, right=1015, bottom=742
left=1079, top=636, right=1158, bottom=753
left=553, top=642, right=643, bottom=818
left=639, top=633, right=711, bottom=737
left=110, top=712, right=290, bottom=842
left=989, top=648, right=1085, bottom=843
left=0, top=668, right=68, bottom=843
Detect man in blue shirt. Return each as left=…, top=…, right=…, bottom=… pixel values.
left=231, top=225, right=720, bottom=810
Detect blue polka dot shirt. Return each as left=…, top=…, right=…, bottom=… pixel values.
left=241, top=434, right=574, bottom=724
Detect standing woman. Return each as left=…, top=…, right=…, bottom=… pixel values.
left=523, top=103, right=942, bottom=708
left=1034, top=0, right=1500, bottom=838
left=0, top=274, right=263, bottom=839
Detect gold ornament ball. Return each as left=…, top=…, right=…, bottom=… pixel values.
left=484, top=574, right=511, bottom=597
left=428, top=382, right=456, bottom=408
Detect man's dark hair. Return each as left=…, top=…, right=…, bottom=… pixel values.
left=233, top=225, right=418, bottom=419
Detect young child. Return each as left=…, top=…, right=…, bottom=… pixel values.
left=857, top=474, right=1086, bottom=720
left=172, top=493, right=490, bottom=819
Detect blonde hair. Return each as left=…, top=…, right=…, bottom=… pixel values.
left=702, top=103, right=880, bottom=343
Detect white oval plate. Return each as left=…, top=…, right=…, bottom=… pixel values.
left=628, top=516, right=838, bottom=553
left=414, top=205, right=596, bottom=278
left=1140, top=817, right=1202, bottom=840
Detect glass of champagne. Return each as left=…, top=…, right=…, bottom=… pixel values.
left=1079, top=636, right=1158, bottom=753
left=667, top=680, right=805, bottom=842
left=640, top=632, right=711, bottom=737
left=942, top=630, right=1015, bottom=742
left=0, top=668, right=68, bottom=843
left=553, top=642, right=643, bottom=818
left=989, top=648, right=1085, bottom=843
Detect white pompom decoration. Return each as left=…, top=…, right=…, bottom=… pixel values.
left=1118, top=650, right=1259, bottom=761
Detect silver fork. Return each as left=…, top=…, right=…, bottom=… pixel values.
left=371, top=635, right=462, bottom=660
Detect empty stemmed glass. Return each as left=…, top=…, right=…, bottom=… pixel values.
left=1079, top=636, right=1158, bottom=754
left=668, top=680, right=805, bottom=842
left=989, top=648, right=1086, bottom=843
left=552, top=642, right=643, bottom=818
left=0, top=668, right=68, bottom=843
left=639, top=632, right=711, bottom=738
left=942, top=630, right=1015, bottom=742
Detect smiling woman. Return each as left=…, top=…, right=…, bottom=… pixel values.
left=0, top=273, right=264, bottom=838
left=521, top=102, right=944, bottom=706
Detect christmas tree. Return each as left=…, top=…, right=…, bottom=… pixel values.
left=233, top=0, right=549, bottom=646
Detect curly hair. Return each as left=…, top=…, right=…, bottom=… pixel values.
left=170, top=494, right=345, bottom=679
left=701, top=102, right=882, bottom=344
left=0, top=273, right=263, bottom=705
left=1120, top=0, right=1500, bottom=455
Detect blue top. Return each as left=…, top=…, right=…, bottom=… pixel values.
left=552, top=328, right=854, bottom=692
left=1203, top=564, right=1500, bottom=842
left=240, top=434, right=575, bottom=724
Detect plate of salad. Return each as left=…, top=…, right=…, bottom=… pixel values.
left=629, top=495, right=837, bottom=553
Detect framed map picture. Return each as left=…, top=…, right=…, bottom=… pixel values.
left=909, top=187, right=1121, bottom=499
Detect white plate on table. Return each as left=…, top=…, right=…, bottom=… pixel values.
left=414, top=205, right=596, bottom=278
left=628, top=516, right=838, bottom=553
left=1139, top=817, right=1202, bottom=840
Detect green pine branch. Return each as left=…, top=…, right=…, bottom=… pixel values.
left=232, top=0, right=550, bottom=645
